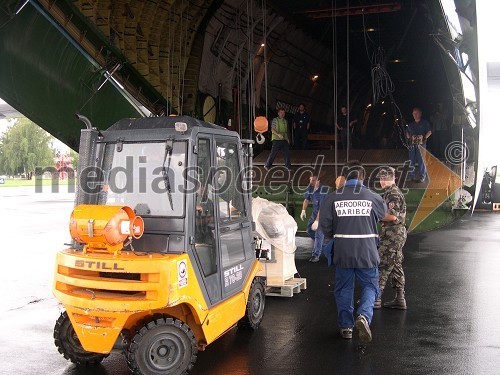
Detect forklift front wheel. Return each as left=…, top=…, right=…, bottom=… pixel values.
left=127, top=317, right=197, bottom=375
left=238, top=277, right=266, bottom=330
left=54, top=311, right=107, bottom=366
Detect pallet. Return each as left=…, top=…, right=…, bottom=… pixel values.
left=265, top=277, right=307, bottom=297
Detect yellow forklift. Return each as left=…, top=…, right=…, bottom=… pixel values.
left=53, top=115, right=265, bottom=374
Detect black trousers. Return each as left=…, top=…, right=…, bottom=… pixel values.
left=265, top=140, right=291, bottom=169
left=294, top=127, right=308, bottom=149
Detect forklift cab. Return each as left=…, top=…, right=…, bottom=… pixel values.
left=79, top=116, right=256, bottom=307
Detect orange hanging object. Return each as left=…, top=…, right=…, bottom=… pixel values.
left=254, top=116, right=268, bottom=133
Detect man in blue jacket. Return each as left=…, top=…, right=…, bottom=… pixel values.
left=300, top=174, right=329, bottom=262
left=406, top=107, right=432, bottom=182
left=319, top=161, right=387, bottom=342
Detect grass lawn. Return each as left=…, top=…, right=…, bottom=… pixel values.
left=0, top=177, right=74, bottom=187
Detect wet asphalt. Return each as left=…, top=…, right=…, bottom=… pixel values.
left=192, top=212, right=500, bottom=375
left=1, top=187, right=499, bottom=374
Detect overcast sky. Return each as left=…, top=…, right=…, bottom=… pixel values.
left=0, top=119, right=9, bottom=135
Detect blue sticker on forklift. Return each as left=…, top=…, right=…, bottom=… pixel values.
left=178, top=260, right=188, bottom=288
left=224, top=264, right=244, bottom=287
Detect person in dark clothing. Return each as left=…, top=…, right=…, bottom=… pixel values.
left=319, top=161, right=387, bottom=342
left=293, top=103, right=310, bottom=149
left=336, top=106, right=357, bottom=150
left=300, top=175, right=329, bottom=262
left=406, top=107, right=432, bottom=182
left=375, top=167, right=407, bottom=310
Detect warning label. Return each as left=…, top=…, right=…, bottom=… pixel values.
left=177, top=260, right=188, bottom=288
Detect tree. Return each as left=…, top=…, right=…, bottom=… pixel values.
left=69, top=149, right=79, bottom=172
left=0, top=118, right=54, bottom=179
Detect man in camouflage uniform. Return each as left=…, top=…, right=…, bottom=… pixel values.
left=375, top=167, right=407, bottom=310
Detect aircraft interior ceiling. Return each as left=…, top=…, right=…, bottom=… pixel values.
left=0, top=0, right=477, bottom=149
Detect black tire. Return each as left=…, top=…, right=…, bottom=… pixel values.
left=238, top=277, right=266, bottom=330
left=127, top=317, right=197, bottom=375
left=54, top=311, right=107, bottom=366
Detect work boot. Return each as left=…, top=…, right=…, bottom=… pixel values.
left=383, top=288, right=407, bottom=310
left=355, top=315, right=372, bottom=343
left=374, top=298, right=382, bottom=309
left=340, top=328, right=353, bottom=339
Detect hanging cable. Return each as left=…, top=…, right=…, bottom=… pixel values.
left=362, top=13, right=374, bottom=61
left=179, top=0, right=189, bottom=116
left=346, top=0, right=350, bottom=162
left=178, top=0, right=183, bottom=114
left=262, top=0, right=268, bottom=119
left=371, top=47, right=395, bottom=103
left=362, top=10, right=407, bottom=149
left=362, top=13, right=395, bottom=103
left=250, top=0, right=256, bottom=140
left=168, top=6, right=174, bottom=115
left=251, top=0, right=256, bottom=138
left=180, top=0, right=190, bottom=116
left=332, top=0, right=338, bottom=175
left=388, top=91, right=410, bottom=149
left=237, top=7, right=242, bottom=137
left=247, top=0, right=251, bottom=140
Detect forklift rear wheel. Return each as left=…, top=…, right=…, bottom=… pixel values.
left=238, top=277, right=265, bottom=329
left=127, top=317, right=197, bottom=375
left=53, top=311, right=107, bottom=366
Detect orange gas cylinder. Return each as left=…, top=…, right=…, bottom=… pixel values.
left=69, top=205, right=144, bottom=254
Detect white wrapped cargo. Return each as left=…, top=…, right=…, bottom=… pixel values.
left=252, top=197, right=298, bottom=284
